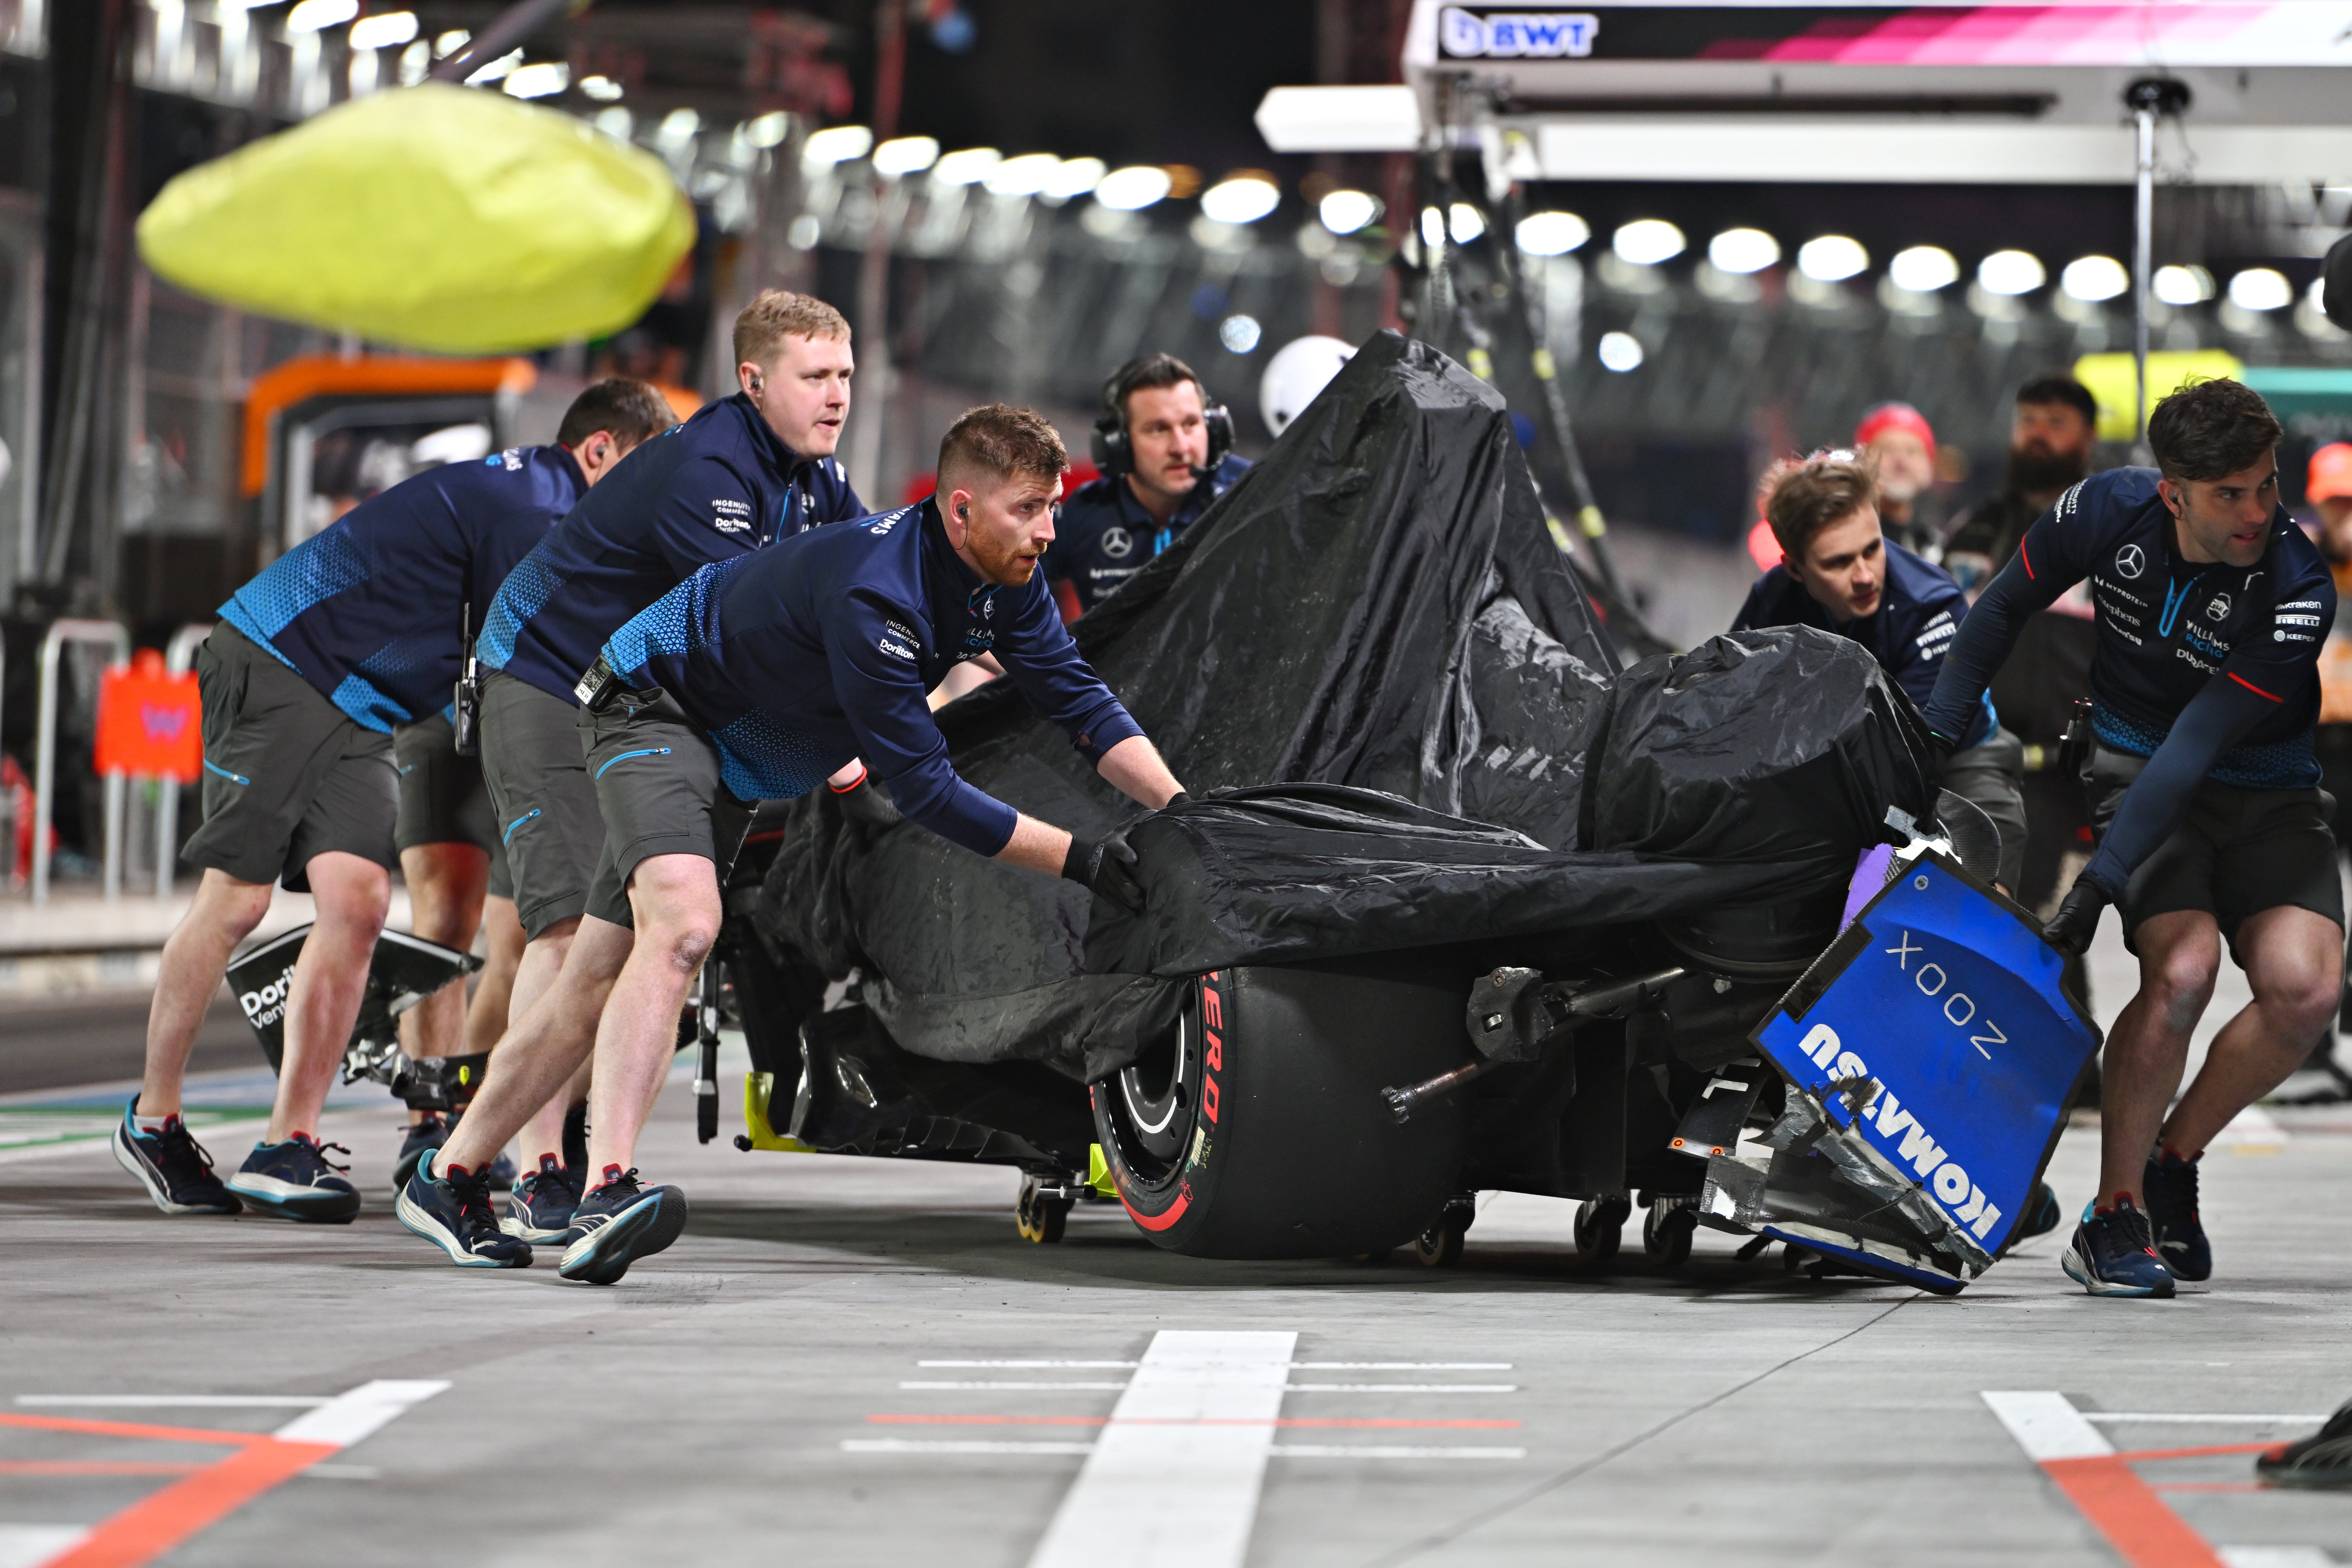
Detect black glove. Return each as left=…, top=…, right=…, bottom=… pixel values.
left=830, top=768, right=901, bottom=831
left=2044, top=879, right=2110, bottom=956
left=1063, top=829, right=1145, bottom=914
left=1166, top=792, right=1191, bottom=808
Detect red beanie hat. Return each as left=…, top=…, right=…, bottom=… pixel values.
left=1853, top=402, right=1935, bottom=461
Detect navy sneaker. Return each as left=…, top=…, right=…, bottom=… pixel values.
left=484, top=1150, right=518, bottom=1192
left=2142, top=1148, right=2211, bottom=1282
left=557, top=1168, right=688, bottom=1285
left=2060, top=1197, right=2176, bottom=1298
left=2257, top=1402, right=2352, bottom=1489
left=111, top=1099, right=241, bottom=1215
left=502, top=1156, right=582, bottom=1243
left=391, top=1114, right=448, bottom=1194
left=226, top=1134, right=361, bottom=1223
left=396, top=1147, right=533, bottom=1269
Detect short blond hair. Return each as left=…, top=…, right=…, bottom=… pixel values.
left=732, top=290, right=851, bottom=370
left=938, top=404, right=1069, bottom=490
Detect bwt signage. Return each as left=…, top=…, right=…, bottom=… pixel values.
left=1439, top=8, right=1600, bottom=59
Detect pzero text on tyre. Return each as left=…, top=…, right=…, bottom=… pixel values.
left=1090, top=958, right=1469, bottom=1260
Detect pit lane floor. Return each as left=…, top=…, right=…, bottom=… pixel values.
left=5, top=1034, right=2352, bottom=1568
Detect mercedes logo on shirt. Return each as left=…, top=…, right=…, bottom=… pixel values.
left=1100, top=526, right=1134, bottom=560
left=2114, top=544, right=2145, bottom=579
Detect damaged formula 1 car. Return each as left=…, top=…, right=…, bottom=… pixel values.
left=709, top=330, right=2098, bottom=1294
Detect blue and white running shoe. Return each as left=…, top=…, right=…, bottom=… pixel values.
left=2060, top=1197, right=2175, bottom=1298
left=557, top=1168, right=688, bottom=1285
left=111, top=1098, right=241, bottom=1215
left=396, top=1147, right=533, bottom=1269
left=502, top=1156, right=582, bottom=1243
left=226, top=1134, right=360, bottom=1223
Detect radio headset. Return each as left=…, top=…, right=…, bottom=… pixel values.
left=1088, top=356, right=1234, bottom=481
left=452, top=600, right=481, bottom=757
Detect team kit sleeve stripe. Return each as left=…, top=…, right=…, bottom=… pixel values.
left=2227, top=671, right=2283, bottom=702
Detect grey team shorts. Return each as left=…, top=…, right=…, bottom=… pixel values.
left=393, top=712, right=514, bottom=901
left=183, top=622, right=398, bottom=893
left=579, top=685, right=753, bottom=931
left=477, top=668, right=603, bottom=938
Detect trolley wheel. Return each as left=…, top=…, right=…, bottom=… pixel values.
left=1574, top=1196, right=1631, bottom=1261
left=1643, top=1203, right=1696, bottom=1268
left=1016, top=1177, right=1072, bottom=1244
left=1412, top=1224, right=1465, bottom=1268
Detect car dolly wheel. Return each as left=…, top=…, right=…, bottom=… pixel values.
left=1643, top=1200, right=1698, bottom=1268
left=1574, top=1195, right=1631, bottom=1261
left=1016, top=1175, right=1075, bottom=1244
left=1411, top=1195, right=1477, bottom=1268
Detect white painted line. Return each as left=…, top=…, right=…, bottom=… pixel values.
left=1268, top=1445, right=1525, bottom=1460
left=1981, top=1391, right=2113, bottom=1460
left=846, top=1439, right=1100, bottom=1457
left=919, top=1360, right=1141, bottom=1369
left=2218, top=1549, right=2336, bottom=1568
left=839, top=1441, right=1526, bottom=1462
left=1291, top=1362, right=1512, bottom=1370
left=2084, top=1412, right=2328, bottom=1425
left=17, top=1395, right=330, bottom=1408
left=1025, top=1330, right=1296, bottom=1568
left=1285, top=1384, right=1518, bottom=1394
left=0, top=1526, right=85, bottom=1568
left=273, top=1380, right=449, bottom=1447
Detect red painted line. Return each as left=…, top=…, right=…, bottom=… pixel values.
left=2039, top=1456, right=2230, bottom=1568
left=0, top=1413, right=261, bottom=1447
left=864, top=1414, right=1519, bottom=1429
left=2228, top=672, right=2282, bottom=702
left=42, top=1438, right=339, bottom=1568
left=0, top=1462, right=205, bottom=1476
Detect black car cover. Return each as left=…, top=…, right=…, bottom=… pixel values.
left=755, top=331, right=1933, bottom=1079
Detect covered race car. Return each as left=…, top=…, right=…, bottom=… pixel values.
left=715, top=330, right=2097, bottom=1293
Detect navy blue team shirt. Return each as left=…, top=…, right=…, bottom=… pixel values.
left=1732, top=539, right=1995, bottom=749
left=219, top=444, right=585, bottom=732
left=603, top=495, right=1145, bottom=857
left=1044, top=453, right=1249, bottom=613
left=480, top=391, right=862, bottom=700
left=1925, top=467, right=2334, bottom=899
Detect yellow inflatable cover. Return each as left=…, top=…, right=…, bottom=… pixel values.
left=136, top=83, right=695, bottom=354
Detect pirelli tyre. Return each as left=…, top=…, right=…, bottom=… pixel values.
left=1090, top=958, right=1468, bottom=1259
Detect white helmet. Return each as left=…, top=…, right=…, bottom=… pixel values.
left=1258, top=335, right=1355, bottom=438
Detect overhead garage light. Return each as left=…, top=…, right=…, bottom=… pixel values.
left=2228, top=267, right=2292, bottom=311
left=985, top=153, right=1064, bottom=198
left=873, top=136, right=940, bottom=176
left=1613, top=219, right=1684, bottom=266
left=503, top=62, right=568, bottom=99
left=579, top=75, right=624, bottom=103
left=1420, top=206, right=1445, bottom=249
left=1514, top=210, right=1589, bottom=256
left=348, top=10, right=416, bottom=49
left=465, top=49, right=522, bottom=85
left=1598, top=331, right=1644, bottom=372
left=2061, top=255, right=2129, bottom=302
left=1200, top=175, right=1281, bottom=225
left=1044, top=157, right=1105, bottom=200
left=286, top=0, right=358, bottom=31
left=1448, top=203, right=1485, bottom=244
left=802, top=125, right=874, bottom=167
left=1707, top=227, right=1779, bottom=275
left=1888, top=245, right=1959, bottom=292
left=1094, top=165, right=1173, bottom=210
left=741, top=112, right=791, bottom=150
left=933, top=147, right=1003, bottom=186
left=1318, top=189, right=1378, bottom=235
left=2154, top=265, right=2215, bottom=305
left=1797, top=235, right=1868, bottom=282
left=1977, top=250, right=2045, bottom=296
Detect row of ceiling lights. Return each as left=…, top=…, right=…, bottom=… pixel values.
left=1513, top=213, right=2310, bottom=311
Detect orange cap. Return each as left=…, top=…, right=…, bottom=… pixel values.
left=2311, top=443, right=2352, bottom=504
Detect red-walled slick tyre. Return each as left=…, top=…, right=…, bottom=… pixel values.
left=1090, top=958, right=1468, bottom=1259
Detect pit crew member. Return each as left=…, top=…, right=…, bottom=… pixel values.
left=1925, top=377, right=2342, bottom=1300
left=400, top=404, right=1184, bottom=1279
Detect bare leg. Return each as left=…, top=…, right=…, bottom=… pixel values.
left=463, top=895, right=527, bottom=1055
left=2096, top=910, right=2222, bottom=1206
left=2160, top=906, right=2343, bottom=1157
left=585, top=854, right=720, bottom=1180
left=269, top=852, right=392, bottom=1144
left=395, top=843, right=490, bottom=1067
left=140, top=869, right=275, bottom=1119
left=503, top=915, right=586, bottom=1168
left=440, top=915, right=632, bottom=1174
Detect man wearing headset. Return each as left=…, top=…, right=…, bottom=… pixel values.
left=1044, top=353, right=1251, bottom=618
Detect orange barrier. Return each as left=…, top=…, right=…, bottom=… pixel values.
left=95, top=650, right=202, bottom=784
